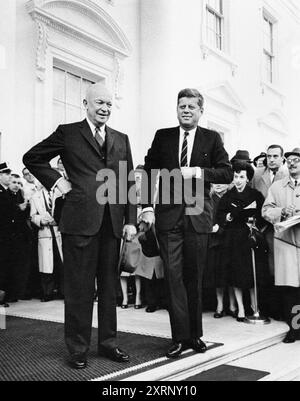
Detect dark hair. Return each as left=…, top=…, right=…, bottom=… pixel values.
left=11, top=174, right=20, bottom=179
left=177, top=88, right=204, bottom=109
left=22, top=167, right=29, bottom=174
left=267, top=144, right=284, bottom=157
left=233, top=161, right=255, bottom=182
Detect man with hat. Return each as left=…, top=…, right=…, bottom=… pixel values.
left=263, top=148, right=300, bottom=343
left=0, top=163, right=13, bottom=307
left=253, top=145, right=288, bottom=319
left=253, top=152, right=267, bottom=168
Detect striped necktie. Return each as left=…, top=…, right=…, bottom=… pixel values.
left=95, top=127, right=104, bottom=149
left=180, top=131, right=189, bottom=167
left=48, top=191, right=53, bottom=211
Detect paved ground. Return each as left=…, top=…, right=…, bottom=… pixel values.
left=2, top=299, right=297, bottom=381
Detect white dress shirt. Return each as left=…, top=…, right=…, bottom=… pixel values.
left=53, top=119, right=106, bottom=192
left=178, top=127, right=201, bottom=179
left=178, top=127, right=197, bottom=167
left=86, top=118, right=106, bottom=143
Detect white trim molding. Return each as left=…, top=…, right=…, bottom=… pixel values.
left=200, top=0, right=238, bottom=76
left=200, top=81, right=245, bottom=115
left=26, top=0, right=132, bottom=63
left=26, top=0, right=132, bottom=142
left=257, top=109, right=289, bottom=136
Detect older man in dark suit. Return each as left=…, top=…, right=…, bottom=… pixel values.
left=23, top=83, right=137, bottom=369
left=141, top=88, right=232, bottom=358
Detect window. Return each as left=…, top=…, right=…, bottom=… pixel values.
left=52, top=67, right=94, bottom=130
left=206, top=0, right=224, bottom=51
left=263, top=14, right=275, bottom=84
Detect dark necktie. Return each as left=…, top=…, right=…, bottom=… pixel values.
left=180, top=131, right=189, bottom=167
left=48, top=191, right=53, bottom=211
left=95, top=127, right=104, bottom=149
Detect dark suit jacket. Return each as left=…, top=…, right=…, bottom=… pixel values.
left=143, top=126, right=232, bottom=233
left=23, top=119, right=136, bottom=238
left=0, top=184, right=14, bottom=241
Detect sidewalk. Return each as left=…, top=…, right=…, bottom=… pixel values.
left=2, top=299, right=290, bottom=381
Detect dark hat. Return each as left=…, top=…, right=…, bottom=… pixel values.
left=253, top=152, right=267, bottom=166
left=232, top=160, right=255, bottom=182
left=285, top=148, right=300, bottom=159
left=231, top=150, right=252, bottom=164
left=135, top=165, right=144, bottom=171
left=0, top=162, right=11, bottom=173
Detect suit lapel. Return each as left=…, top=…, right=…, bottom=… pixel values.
left=170, top=127, right=180, bottom=168
left=79, top=119, right=102, bottom=156
left=190, top=127, right=204, bottom=167
left=105, top=126, right=115, bottom=157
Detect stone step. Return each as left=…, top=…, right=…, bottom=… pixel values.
left=124, top=322, right=287, bottom=381
left=222, top=339, right=300, bottom=382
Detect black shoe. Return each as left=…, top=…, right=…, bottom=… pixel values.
left=191, top=338, right=207, bottom=354
left=166, top=342, right=186, bottom=359
left=214, top=311, right=225, bottom=319
left=98, top=347, right=130, bottom=363
left=236, top=317, right=247, bottom=323
left=121, top=304, right=128, bottom=309
left=20, top=296, right=32, bottom=301
left=0, top=302, right=9, bottom=308
left=146, top=305, right=157, bottom=313
left=283, top=331, right=296, bottom=344
left=69, top=354, right=87, bottom=370
left=134, top=304, right=143, bottom=309
left=227, top=310, right=238, bottom=318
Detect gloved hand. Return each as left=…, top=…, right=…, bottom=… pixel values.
left=229, top=204, right=243, bottom=220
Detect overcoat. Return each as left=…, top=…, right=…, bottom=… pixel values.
left=262, top=177, right=300, bottom=287
left=30, top=188, right=63, bottom=274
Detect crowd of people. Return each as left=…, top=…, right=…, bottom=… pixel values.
left=1, top=83, right=300, bottom=371
left=0, top=161, right=66, bottom=305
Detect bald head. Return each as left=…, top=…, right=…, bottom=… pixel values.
left=83, top=82, right=113, bottom=127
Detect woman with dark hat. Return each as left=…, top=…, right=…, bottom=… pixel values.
left=203, top=183, right=237, bottom=319
left=230, top=150, right=252, bottom=165
left=216, top=161, right=268, bottom=322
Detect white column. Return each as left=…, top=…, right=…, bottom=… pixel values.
left=139, top=0, right=201, bottom=156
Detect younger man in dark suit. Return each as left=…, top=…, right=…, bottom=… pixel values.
left=141, top=89, right=232, bottom=358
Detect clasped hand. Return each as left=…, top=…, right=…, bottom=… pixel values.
left=282, top=205, right=297, bottom=219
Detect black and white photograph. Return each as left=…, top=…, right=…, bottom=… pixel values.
left=1, top=0, right=300, bottom=383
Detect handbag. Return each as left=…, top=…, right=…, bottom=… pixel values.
left=118, top=234, right=142, bottom=274
left=138, top=224, right=160, bottom=258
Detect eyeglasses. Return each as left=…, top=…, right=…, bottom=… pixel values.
left=286, top=157, right=300, bottom=166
